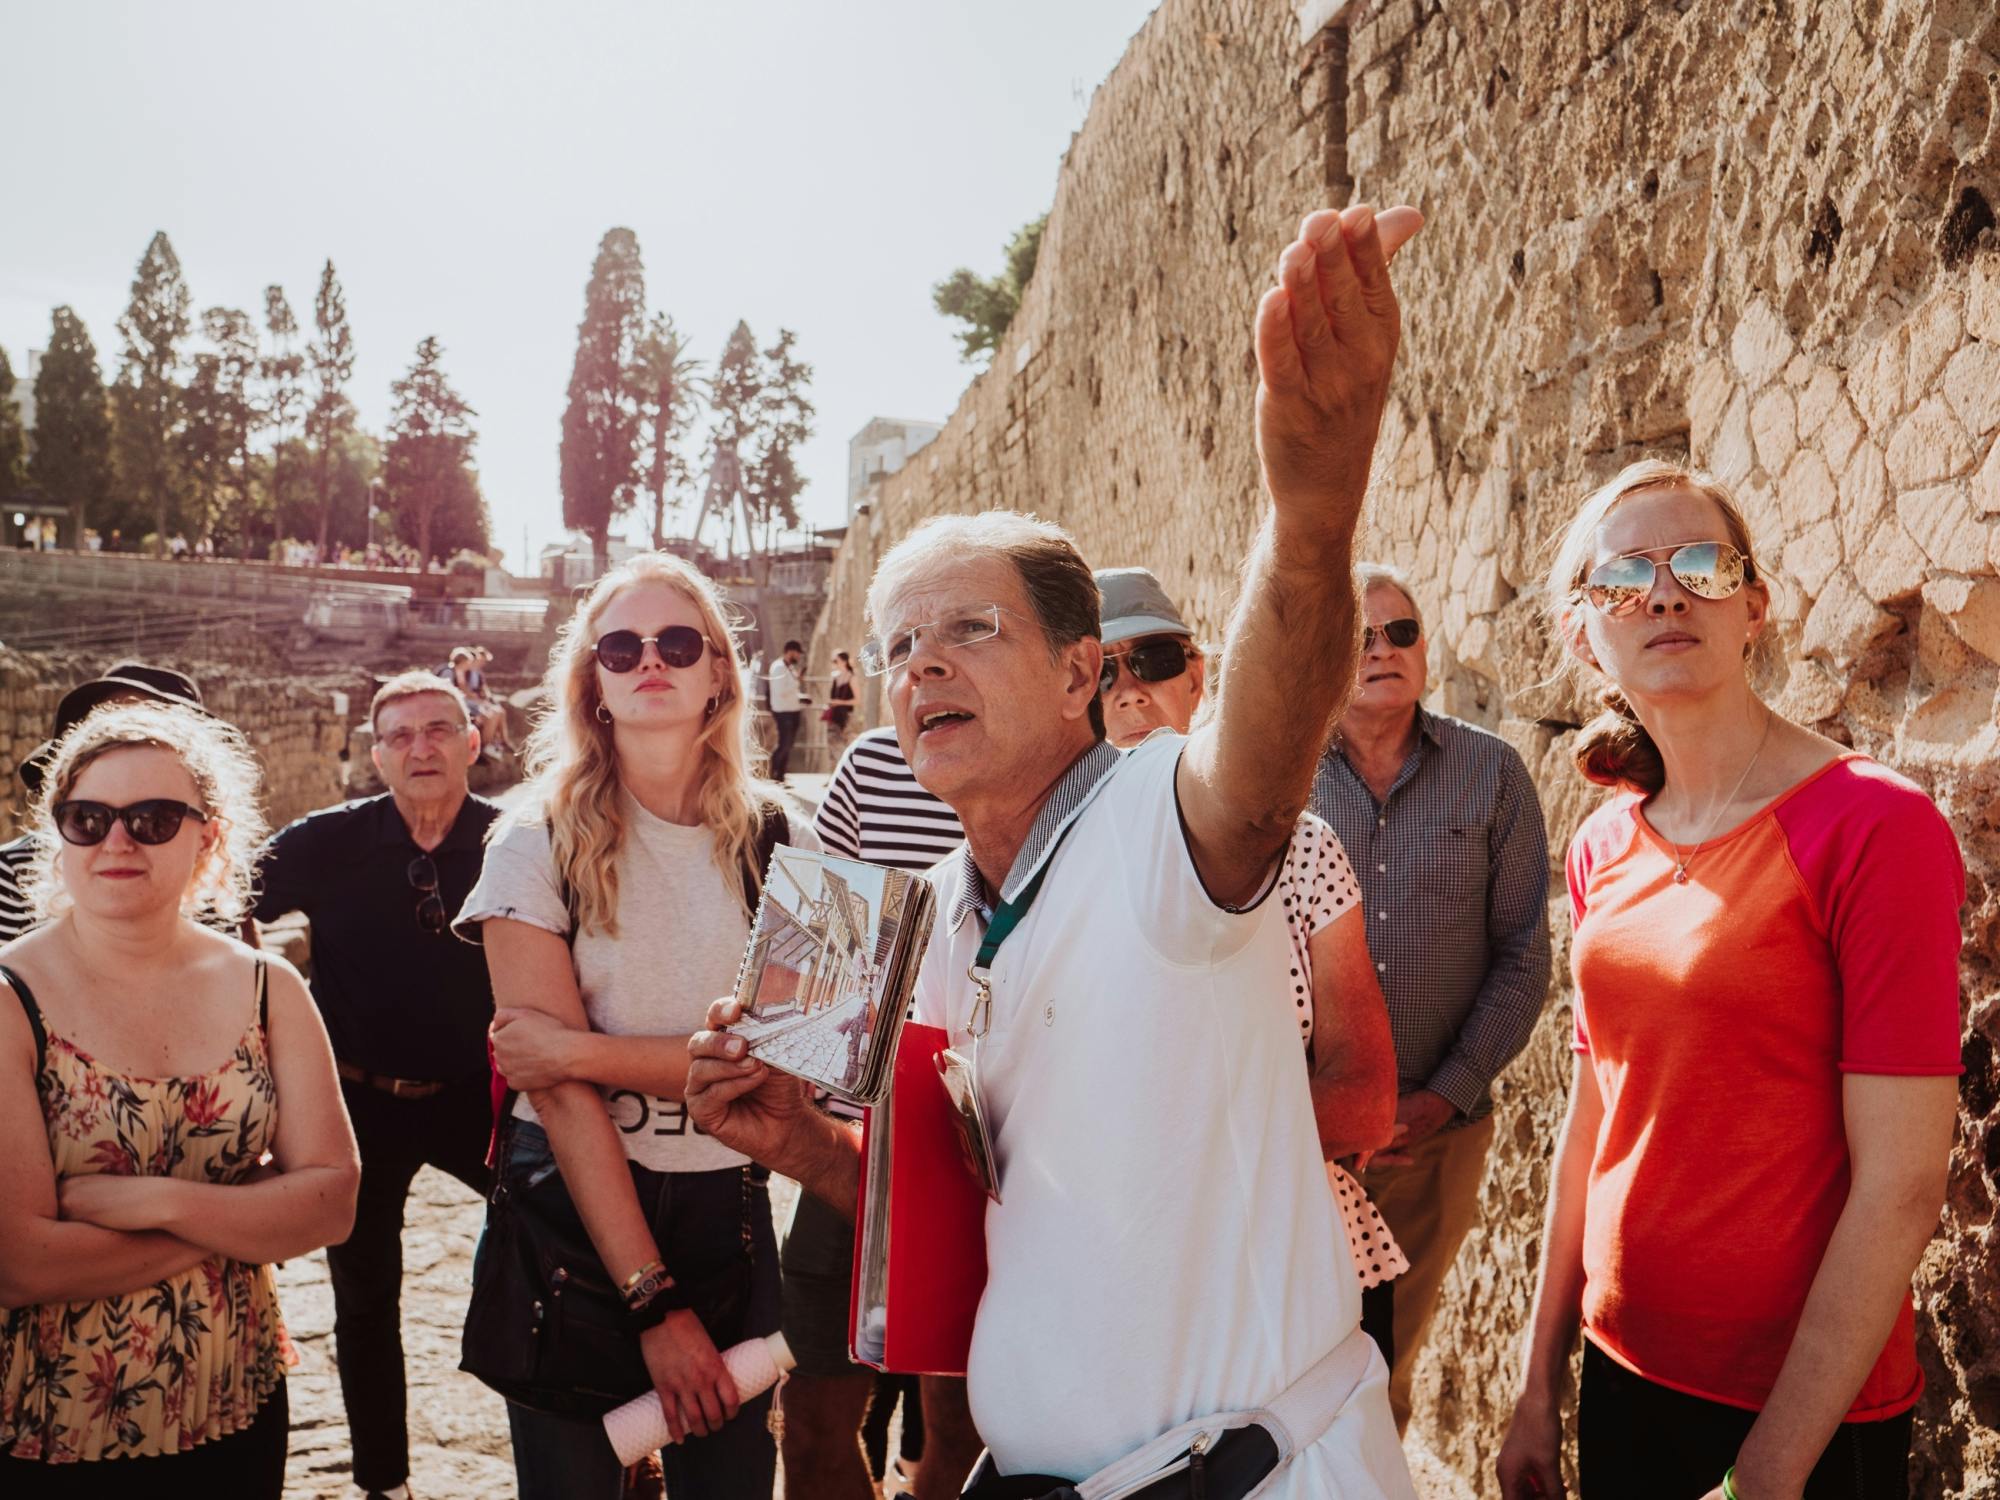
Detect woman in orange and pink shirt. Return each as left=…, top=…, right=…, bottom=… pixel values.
left=1497, top=461, right=1963, bottom=1500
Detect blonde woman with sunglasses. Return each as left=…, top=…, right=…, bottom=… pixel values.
left=1496, top=461, right=1963, bottom=1500
left=0, top=702, right=358, bottom=1496
left=455, top=551, right=812, bottom=1500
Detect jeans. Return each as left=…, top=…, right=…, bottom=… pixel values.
left=499, top=1138, right=782, bottom=1500
left=1578, top=1340, right=1913, bottom=1499
left=328, top=1078, right=494, bottom=1491
left=0, top=1379, right=288, bottom=1497
left=770, top=710, right=803, bottom=779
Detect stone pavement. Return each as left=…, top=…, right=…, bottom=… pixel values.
left=276, top=1165, right=1467, bottom=1499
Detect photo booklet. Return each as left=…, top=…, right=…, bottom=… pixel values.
left=727, top=845, right=939, bottom=1105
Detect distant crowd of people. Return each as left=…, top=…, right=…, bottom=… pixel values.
left=0, top=200, right=1967, bottom=1500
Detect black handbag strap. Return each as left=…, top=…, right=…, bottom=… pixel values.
left=0, top=964, right=48, bottom=1076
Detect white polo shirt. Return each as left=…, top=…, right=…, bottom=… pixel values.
left=914, top=734, right=1412, bottom=1495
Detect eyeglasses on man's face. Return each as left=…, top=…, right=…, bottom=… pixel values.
left=1098, top=638, right=1193, bottom=695
left=861, top=604, right=1028, bottom=676
left=379, top=720, right=466, bottom=754
left=1360, top=618, right=1421, bottom=652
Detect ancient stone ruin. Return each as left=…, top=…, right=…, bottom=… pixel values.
left=811, top=1, right=2000, bottom=1491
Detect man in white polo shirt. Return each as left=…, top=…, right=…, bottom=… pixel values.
left=689, top=203, right=1421, bottom=1499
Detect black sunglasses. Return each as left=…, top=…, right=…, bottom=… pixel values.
left=1360, top=616, right=1424, bottom=652
left=408, top=855, right=448, bottom=935
left=54, top=798, right=209, bottom=847
left=1099, top=639, right=1193, bottom=695
left=594, top=626, right=711, bottom=674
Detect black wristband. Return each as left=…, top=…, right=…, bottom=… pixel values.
left=626, top=1289, right=675, bottom=1331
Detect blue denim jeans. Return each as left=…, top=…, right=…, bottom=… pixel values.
left=494, top=1132, right=781, bottom=1500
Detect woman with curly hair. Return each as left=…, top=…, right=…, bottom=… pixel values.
left=456, top=551, right=811, bottom=1499
left=0, top=702, right=358, bottom=1495
left=1497, top=461, right=1963, bottom=1500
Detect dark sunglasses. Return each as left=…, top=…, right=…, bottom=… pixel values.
left=593, top=626, right=711, bottom=674
left=54, top=798, right=209, bottom=847
left=1583, top=541, right=1754, bottom=617
left=408, top=855, right=448, bottom=935
left=1098, top=638, right=1193, bottom=695
left=1362, top=618, right=1421, bottom=651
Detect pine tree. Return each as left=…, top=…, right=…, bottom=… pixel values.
left=700, top=320, right=760, bottom=557
left=308, top=260, right=356, bottom=554
left=559, top=228, right=645, bottom=572
left=113, top=230, right=193, bottom=552
left=933, top=213, right=1047, bottom=363
left=629, top=313, right=704, bottom=550
left=182, top=308, right=263, bottom=548
left=384, top=336, right=478, bottom=564
left=30, top=307, right=114, bottom=546
left=698, top=321, right=814, bottom=567
left=261, top=286, right=304, bottom=553
left=748, top=328, right=815, bottom=540
left=0, top=347, right=26, bottom=498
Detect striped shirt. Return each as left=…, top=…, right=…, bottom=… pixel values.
left=813, top=726, right=965, bottom=871
left=1308, top=707, right=1551, bottom=1122
left=811, top=726, right=964, bottom=1119
left=0, top=836, right=33, bottom=946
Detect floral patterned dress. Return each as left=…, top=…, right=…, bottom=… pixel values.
left=0, top=960, right=294, bottom=1464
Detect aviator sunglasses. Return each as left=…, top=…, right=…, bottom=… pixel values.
left=54, top=798, right=209, bottom=847
left=593, top=626, right=712, bottom=673
left=1583, top=540, right=1755, bottom=617
left=1361, top=618, right=1421, bottom=651
left=1098, top=638, right=1194, bottom=695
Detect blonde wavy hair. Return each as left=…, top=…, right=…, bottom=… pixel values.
left=25, top=701, right=268, bottom=924
left=517, top=551, right=770, bottom=937
left=1544, top=458, right=1769, bottom=794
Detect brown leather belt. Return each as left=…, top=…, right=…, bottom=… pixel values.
left=336, top=1059, right=446, bottom=1100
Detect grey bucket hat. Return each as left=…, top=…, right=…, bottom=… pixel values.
left=1093, top=567, right=1193, bottom=647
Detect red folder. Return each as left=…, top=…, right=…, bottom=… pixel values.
left=848, top=1023, right=989, bottom=1375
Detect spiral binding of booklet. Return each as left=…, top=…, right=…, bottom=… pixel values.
left=724, top=845, right=938, bottom=1106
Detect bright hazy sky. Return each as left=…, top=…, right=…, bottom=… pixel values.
left=0, top=0, right=1159, bottom=567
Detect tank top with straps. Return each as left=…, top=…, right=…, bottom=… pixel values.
left=0, top=958, right=294, bottom=1463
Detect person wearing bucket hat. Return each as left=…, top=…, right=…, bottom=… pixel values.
left=2, top=663, right=208, bottom=945
left=1092, top=567, right=1206, bottom=753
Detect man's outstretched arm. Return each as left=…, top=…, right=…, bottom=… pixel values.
left=1180, top=204, right=1422, bottom=906
left=686, top=997, right=862, bottom=1220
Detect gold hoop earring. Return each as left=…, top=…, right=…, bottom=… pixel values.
left=595, top=703, right=613, bottom=724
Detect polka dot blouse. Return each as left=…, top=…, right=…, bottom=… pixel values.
left=1279, top=815, right=1408, bottom=1290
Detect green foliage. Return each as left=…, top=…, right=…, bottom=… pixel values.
left=261, top=285, right=304, bottom=538
left=560, top=227, right=646, bottom=569
left=181, top=307, right=264, bottom=552
left=308, top=260, right=357, bottom=551
left=113, top=230, right=194, bottom=550
left=629, top=312, right=704, bottom=549
left=932, top=213, right=1046, bottom=363
left=384, top=336, right=482, bottom=563
left=0, top=347, right=26, bottom=497
left=700, top=321, right=815, bottom=558
left=29, top=307, right=114, bottom=543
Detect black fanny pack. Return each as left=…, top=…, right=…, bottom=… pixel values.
left=959, top=1428, right=1280, bottom=1500
left=459, top=1119, right=758, bottom=1418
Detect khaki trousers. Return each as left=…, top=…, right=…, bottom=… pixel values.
left=1358, top=1112, right=1496, bottom=1433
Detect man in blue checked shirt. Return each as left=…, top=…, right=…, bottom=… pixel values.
left=1309, top=561, right=1552, bottom=1434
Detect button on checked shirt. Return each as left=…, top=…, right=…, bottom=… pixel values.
left=1309, top=708, right=1551, bottom=1122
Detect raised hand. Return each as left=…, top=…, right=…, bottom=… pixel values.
left=685, top=997, right=815, bottom=1167
left=1254, top=204, right=1422, bottom=527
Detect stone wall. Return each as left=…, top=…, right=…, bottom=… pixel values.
left=813, top=0, right=2000, bottom=1492
left=1, top=647, right=362, bottom=843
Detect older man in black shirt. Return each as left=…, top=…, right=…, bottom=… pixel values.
left=255, top=670, right=500, bottom=1500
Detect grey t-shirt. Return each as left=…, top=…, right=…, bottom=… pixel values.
left=456, top=792, right=816, bottom=1173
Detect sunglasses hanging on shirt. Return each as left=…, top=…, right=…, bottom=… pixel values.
left=408, top=854, right=448, bottom=935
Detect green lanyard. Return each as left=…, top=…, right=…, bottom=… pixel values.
left=965, top=826, right=1071, bottom=1038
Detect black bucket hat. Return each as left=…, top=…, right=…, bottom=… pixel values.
left=19, top=662, right=207, bottom=796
